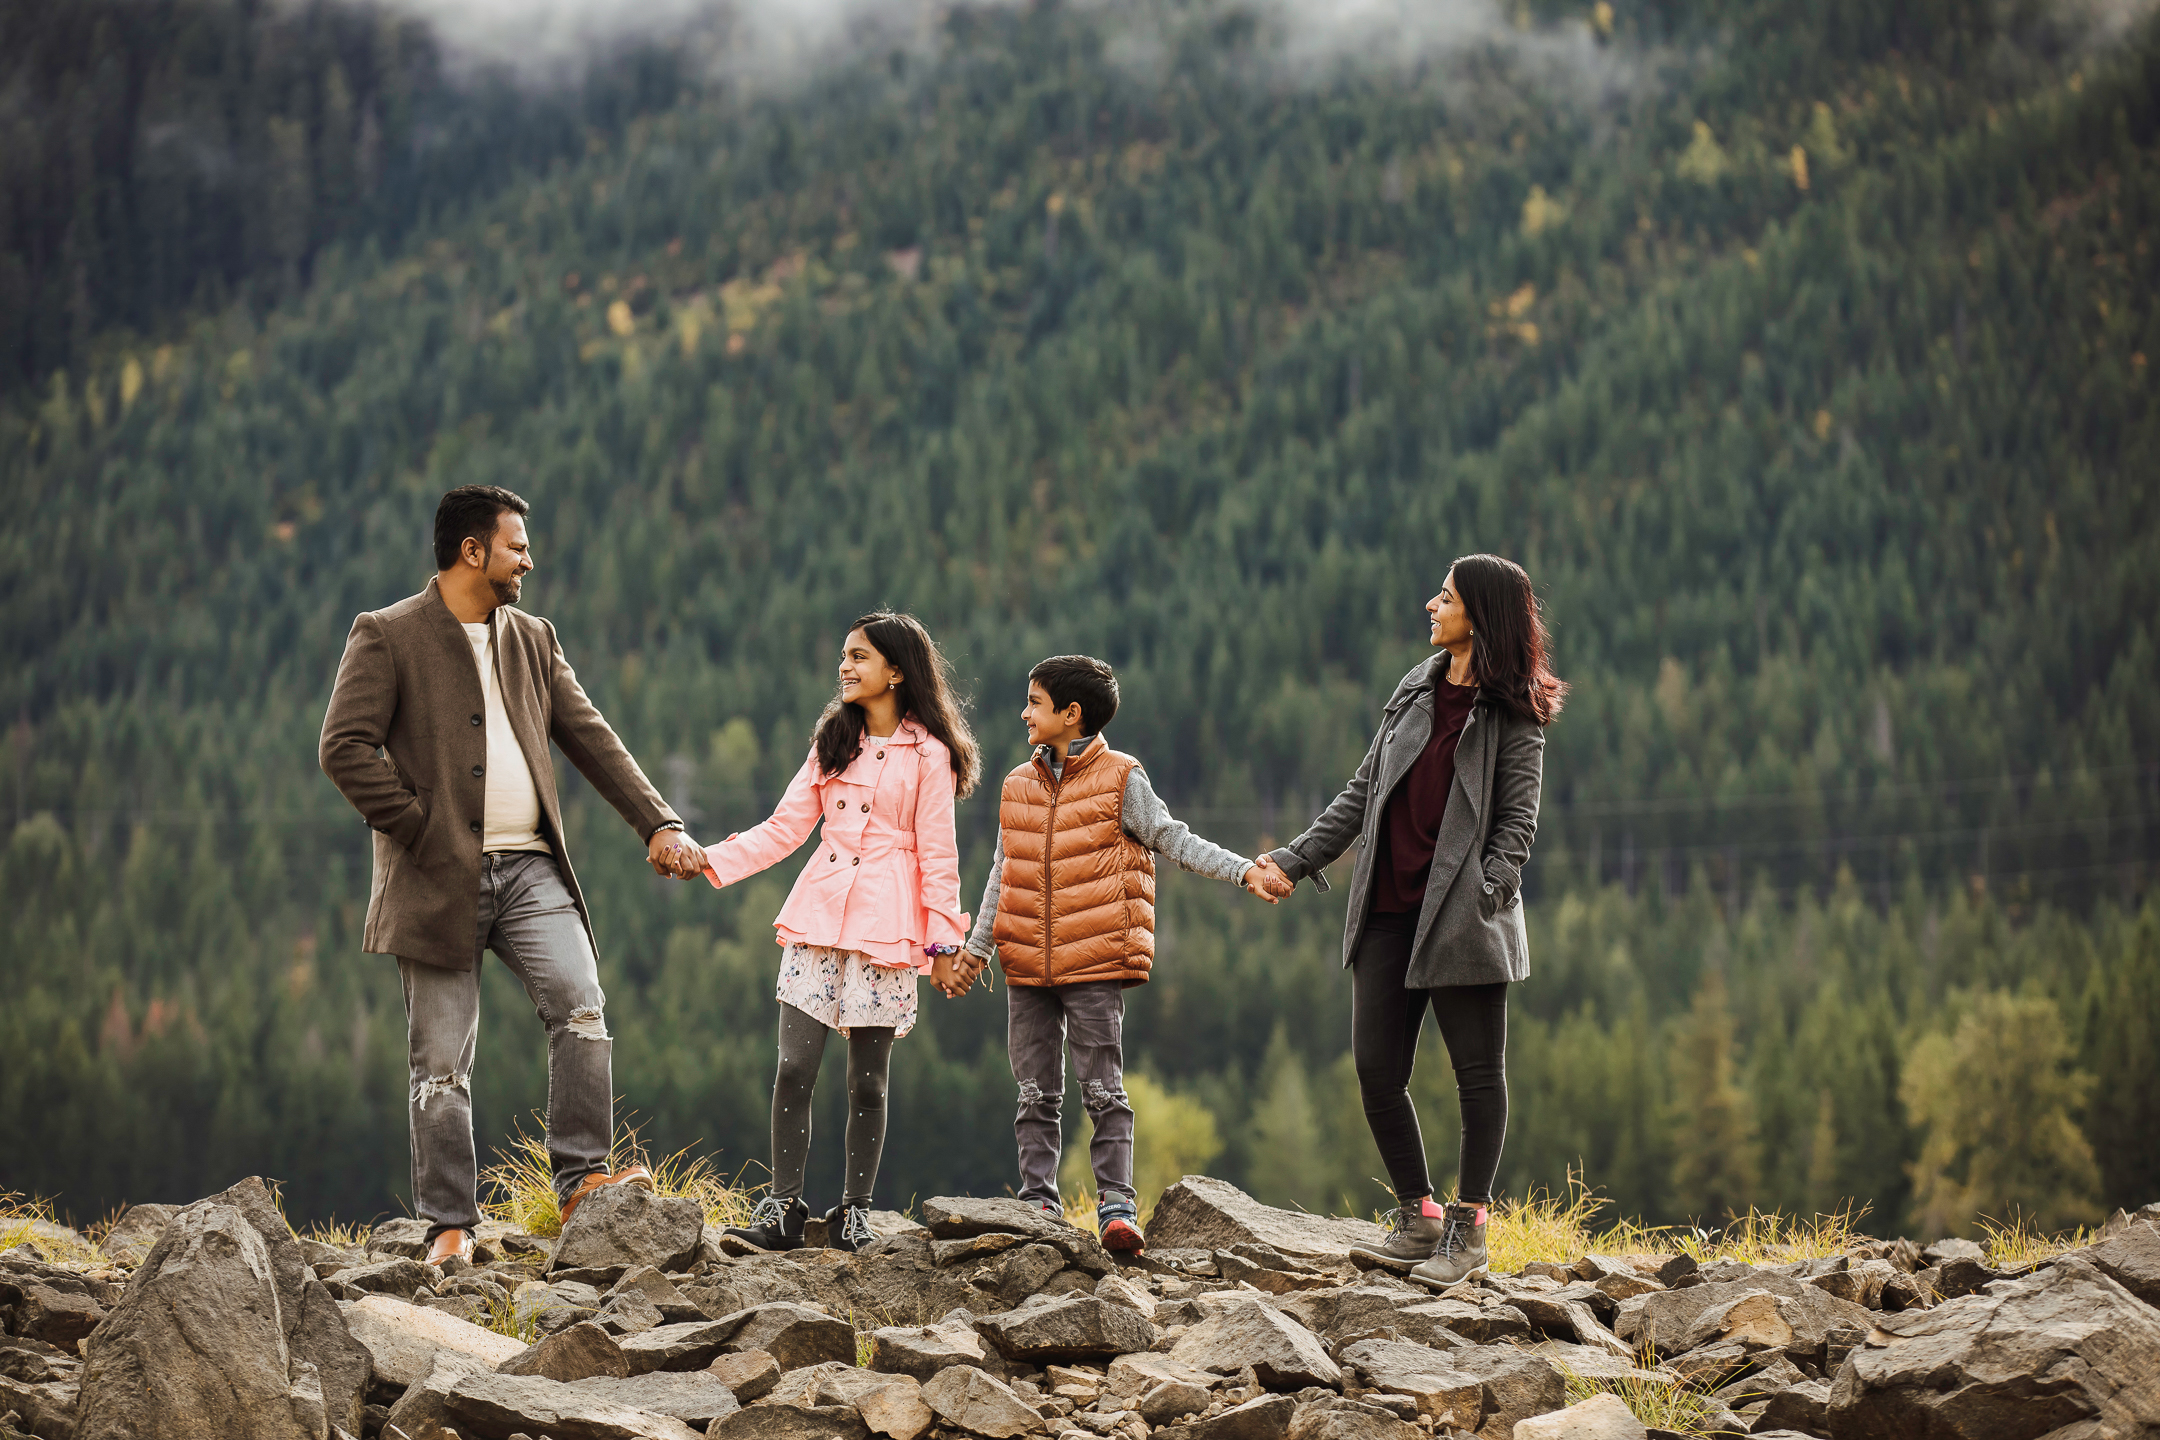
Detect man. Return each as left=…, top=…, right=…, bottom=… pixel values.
left=320, top=485, right=705, bottom=1264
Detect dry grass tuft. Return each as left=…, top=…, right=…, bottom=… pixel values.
left=481, top=1116, right=764, bottom=1239
left=482, top=1289, right=543, bottom=1345
left=1477, top=1170, right=1871, bottom=1274
left=1557, top=1353, right=1732, bottom=1437
left=301, top=1218, right=372, bottom=1249
left=1978, top=1212, right=2089, bottom=1269
left=0, top=1192, right=108, bottom=1268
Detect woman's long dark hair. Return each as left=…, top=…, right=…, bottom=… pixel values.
left=813, top=612, right=981, bottom=797
left=1452, top=554, right=1568, bottom=727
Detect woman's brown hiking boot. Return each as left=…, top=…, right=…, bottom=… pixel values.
left=1409, top=1202, right=1489, bottom=1290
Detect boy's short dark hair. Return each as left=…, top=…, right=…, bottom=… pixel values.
left=1029, top=655, right=1120, bottom=734
left=434, top=485, right=529, bottom=570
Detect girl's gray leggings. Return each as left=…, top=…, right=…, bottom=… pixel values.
left=771, top=1001, right=895, bottom=1206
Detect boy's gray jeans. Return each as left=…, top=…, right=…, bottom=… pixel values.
left=1008, top=981, right=1135, bottom=1208
left=399, top=852, right=612, bottom=1241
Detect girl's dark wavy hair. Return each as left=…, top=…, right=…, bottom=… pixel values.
left=813, top=611, right=981, bottom=797
left=1453, top=553, right=1569, bottom=727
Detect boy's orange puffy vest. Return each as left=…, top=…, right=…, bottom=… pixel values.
left=991, top=736, right=1157, bottom=987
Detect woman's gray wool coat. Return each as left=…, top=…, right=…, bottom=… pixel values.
left=1267, top=654, right=1545, bottom=988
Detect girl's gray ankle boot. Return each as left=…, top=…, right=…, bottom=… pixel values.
left=1350, top=1196, right=1447, bottom=1272
left=1409, top=1201, right=1490, bottom=1290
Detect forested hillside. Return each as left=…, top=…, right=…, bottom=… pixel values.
left=3, top=0, right=2155, bottom=1238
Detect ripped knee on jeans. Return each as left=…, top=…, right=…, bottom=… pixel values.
left=412, top=1072, right=469, bottom=1110
left=565, top=1005, right=610, bottom=1041
left=1016, top=1078, right=1053, bottom=1108
left=1082, top=1077, right=1129, bottom=1113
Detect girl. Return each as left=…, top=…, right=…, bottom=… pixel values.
left=698, top=612, right=980, bottom=1252
left=1253, top=554, right=1565, bottom=1289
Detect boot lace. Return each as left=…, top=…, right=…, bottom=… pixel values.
left=745, top=1195, right=789, bottom=1231
left=840, top=1206, right=876, bottom=1249
left=1437, top=1209, right=1474, bottom=1258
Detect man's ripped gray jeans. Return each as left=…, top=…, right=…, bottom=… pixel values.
left=400, top=851, right=611, bottom=1240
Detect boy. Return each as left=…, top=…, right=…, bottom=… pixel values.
left=959, top=655, right=1278, bottom=1252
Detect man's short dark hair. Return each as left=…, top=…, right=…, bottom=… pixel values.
left=1029, top=655, right=1119, bottom=734
left=434, top=485, right=530, bottom=570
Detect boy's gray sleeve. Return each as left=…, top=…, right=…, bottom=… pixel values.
left=1122, top=769, right=1254, bottom=884
left=964, top=834, right=1004, bottom=958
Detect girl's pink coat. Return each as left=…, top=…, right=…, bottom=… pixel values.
left=700, top=719, right=969, bottom=969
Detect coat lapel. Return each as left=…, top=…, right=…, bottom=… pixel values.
left=492, top=611, right=558, bottom=814
left=421, top=578, right=486, bottom=717
left=1452, top=698, right=1490, bottom=824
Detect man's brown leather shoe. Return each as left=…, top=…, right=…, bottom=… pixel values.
left=558, top=1165, right=658, bottom=1228
left=426, top=1228, right=474, bottom=1266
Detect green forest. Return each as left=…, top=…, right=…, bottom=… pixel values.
left=2, top=0, right=2154, bottom=1241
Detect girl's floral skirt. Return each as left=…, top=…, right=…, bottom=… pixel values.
left=775, top=943, right=919, bottom=1037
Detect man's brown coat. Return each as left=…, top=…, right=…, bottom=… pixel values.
left=319, top=577, right=678, bottom=970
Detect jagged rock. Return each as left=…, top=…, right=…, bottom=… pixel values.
left=1277, top=1287, right=1494, bottom=1350
left=2096, top=1202, right=2160, bottom=1240
left=1138, top=1377, right=1213, bottom=1423
left=1520, top=1342, right=1673, bottom=1388
left=443, top=1370, right=704, bottom=1438
left=500, top=1319, right=632, bottom=1381
left=1147, top=1179, right=1388, bottom=1264
left=1754, top=1377, right=1830, bottom=1436
left=324, top=1255, right=435, bottom=1299
left=726, top=1300, right=857, bottom=1370
left=1674, top=1289, right=1799, bottom=1353
left=760, top=1363, right=932, bottom=1440
left=1157, top=1392, right=1298, bottom=1440
left=976, top=1293, right=1157, bottom=1363
left=1106, top=1352, right=1220, bottom=1397
left=987, top=1243, right=1069, bottom=1307
left=2072, top=1214, right=2160, bottom=1306
left=1612, top=1272, right=1872, bottom=1367
left=365, top=1217, right=433, bottom=1259
left=75, top=1201, right=330, bottom=1440
left=0, top=1276, right=104, bottom=1347
left=609, top=1266, right=709, bottom=1323
left=709, top=1401, right=870, bottom=1438
left=1433, top=1344, right=1565, bottom=1437
left=1336, top=1340, right=1482, bottom=1424
left=620, top=1319, right=747, bottom=1375
left=919, top=1364, right=1045, bottom=1437
left=599, top=1287, right=667, bottom=1335
left=128, top=1176, right=371, bottom=1432
left=381, top=1350, right=490, bottom=1440
left=1806, top=1258, right=1896, bottom=1309
left=1283, top=1394, right=1421, bottom=1440
left=1095, top=1273, right=1156, bottom=1316
left=922, top=1198, right=1071, bottom=1243
left=706, top=1348, right=781, bottom=1400
left=341, top=1293, right=526, bottom=1386
left=1828, top=1257, right=2160, bottom=1439
left=1920, top=1237, right=1985, bottom=1266
left=100, top=1204, right=179, bottom=1267
left=1509, top=1392, right=1645, bottom=1440
left=1504, top=1291, right=1629, bottom=1357
left=571, top=1372, right=741, bottom=1427
left=1169, top=1295, right=1341, bottom=1390
left=1708, top=1353, right=1807, bottom=1408
left=552, top=1186, right=705, bottom=1281
left=0, top=1368, right=79, bottom=1440
left=871, top=1317, right=1009, bottom=1381
left=852, top=1233, right=1000, bottom=1325
left=935, top=1234, right=1031, bottom=1266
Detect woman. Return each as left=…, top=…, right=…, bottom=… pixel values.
left=1254, top=554, right=1564, bottom=1289
left=696, top=612, right=980, bottom=1253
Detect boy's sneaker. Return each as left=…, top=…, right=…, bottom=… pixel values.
left=823, top=1203, right=877, bottom=1254
left=1409, top=1202, right=1490, bottom=1291
left=1349, top=1196, right=1447, bottom=1272
left=1097, top=1198, right=1145, bottom=1254
left=722, top=1195, right=808, bottom=1253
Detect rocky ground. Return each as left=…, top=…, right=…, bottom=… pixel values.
left=3, top=1174, right=2157, bottom=1440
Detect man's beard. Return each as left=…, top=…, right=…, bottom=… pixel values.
left=489, top=575, right=522, bottom=607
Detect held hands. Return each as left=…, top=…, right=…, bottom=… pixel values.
left=648, top=828, right=708, bottom=880
left=1243, top=855, right=1296, bottom=902
left=930, top=948, right=988, bottom=999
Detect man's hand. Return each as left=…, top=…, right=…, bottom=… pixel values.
left=649, top=828, right=706, bottom=880
left=1245, top=855, right=1295, bottom=901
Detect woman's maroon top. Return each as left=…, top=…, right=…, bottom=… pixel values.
left=1371, top=678, right=1479, bottom=914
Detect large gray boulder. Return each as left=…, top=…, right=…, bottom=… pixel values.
left=207, top=1177, right=372, bottom=1434
left=1612, top=1271, right=1872, bottom=1367
left=551, top=1184, right=705, bottom=1280
left=1828, top=1257, right=2160, bottom=1439
left=443, top=1370, right=705, bottom=1439
left=1433, top=1343, right=1566, bottom=1437
left=1158, top=1392, right=1298, bottom=1440
left=1147, top=1178, right=1387, bottom=1263
left=74, top=1202, right=331, bottom=1440
left=573, top=1371, right=741, bottom=1427
left=1336, top=1339, right=1484, bottom=1426
left=1169, top=1295, right=1342, bottom=1390
left=0, top=1264, right=108, bottom=1348
left=725, top=1300, right=858, bottom=1370
left=975, top=1293, right=1158, bottom=1362
left=381, top=1350, right=490, bottom=1440
left=500, top=1318, right=633, bottom=1380
left=920, top=1197, right=1071, bottom=1243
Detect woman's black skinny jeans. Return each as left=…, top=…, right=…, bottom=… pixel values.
left=1351, top=908, right=1509, bottom=1205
